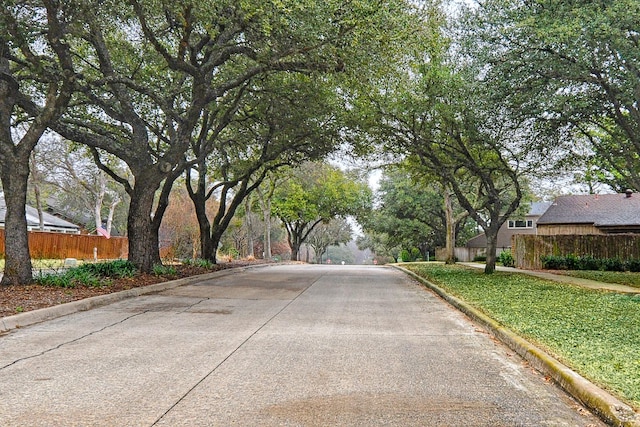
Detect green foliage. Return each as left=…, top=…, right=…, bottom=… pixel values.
left=540, top=255, right=567, bottom=270
left=35, top=260, right=137, bottom=288
left=461, top=0, right=640, bottom=191
left=498, top=251, right=514, bottom=267
left=626, top=259, right=640, bottom=273
left=183, top=258, right=215, bottom=269
left=152, top=264, right=177, bottom=276
left=472, top=255, right=487, bottom=262
left=541, top=254, right=640, bottom=273
left=404, top=263, right=640, bottom=408
left=36, top=269, right=99, bottom=288
left=272, top=162, right=372, bottom=259
left=76, top=260, right=136, bottom=278
left=400, top=249, right=411, bottom=262
left=361, top=168, right=448, bottom=252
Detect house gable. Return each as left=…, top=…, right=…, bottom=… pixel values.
left=466, top=201, right=552, bottom=249
left=537, top=193, right=640, bottom=235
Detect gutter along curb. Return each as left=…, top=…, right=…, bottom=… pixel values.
left=395, top=265, right=640, bottom=427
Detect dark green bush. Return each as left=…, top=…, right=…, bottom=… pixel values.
left=541, top=254, right=639, bottom=272
left=577, top=255, right=601, bottom=271
left=400, top=249, right=411, bottom=262
left=565, top=253, right=580, bottom=270
left=626, top=259, right=640, bottom=272
left=541, top=255, right=567, bottom=270
left=499, top=251, right=515, bottom=267
left=604, top=257, right=625, bottom=272
left=473, top=255, right=487, bottom=262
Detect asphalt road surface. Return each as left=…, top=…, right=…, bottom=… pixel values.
left=0, top=264, right=604, bottom=426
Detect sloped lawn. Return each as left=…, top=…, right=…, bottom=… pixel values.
left=403, top=262, right=640, bottom=410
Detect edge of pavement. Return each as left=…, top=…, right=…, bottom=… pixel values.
left=394, top=265, right=640, bottom=427
left=1, top=263, right=273, bottom=334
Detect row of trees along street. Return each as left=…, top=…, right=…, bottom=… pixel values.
left=3, top=0, right=640, bottom=283
left=0, top=0, right=426, bottom=285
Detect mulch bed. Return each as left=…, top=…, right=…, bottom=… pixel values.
left=0, top=261, right=267, bottom=318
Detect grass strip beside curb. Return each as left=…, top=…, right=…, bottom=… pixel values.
left=395, top=265, right=640, bottom=427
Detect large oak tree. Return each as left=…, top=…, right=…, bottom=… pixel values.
left=461, top=0, right=640, bottom=191
left=0, top=0, right=76, bottom=285
left=38, top=0, right=418, bottom=272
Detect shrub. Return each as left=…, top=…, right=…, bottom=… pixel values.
left=35, top=260, right=138, bottom=288
left=626, top=259, right=640, bottom=272
left=577, top=255, right=601, bottom=271
left=541, top=255, right=567, bottom=270
left=565, top=253, right=580, bottom=270
left=604, top=257, right=625, bottom=272
left=541, top=254, right=636, bottom=272
left=400, top=249, right=411, bottom=262
left=499, top=251, right=515, bottom=267
left=153, top=264, right=177, bottom=276
left=183, top=258, right=215, bottom=269
left=473, top=255, right=487, bottom=262
left=36, top=272, right=73, bottom=288
left=410, top=247, right=421, bottom=262
left=77, top=260, right=136, bottom=278
left=36, top=269, right=100, bottom=288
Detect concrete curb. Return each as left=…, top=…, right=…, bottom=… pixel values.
left=1, top=263, right=272, bottom=333
left=395, top=265, right=640, bottom=427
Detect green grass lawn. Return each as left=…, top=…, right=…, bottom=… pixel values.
left=403, top=262, right=640, bottom=410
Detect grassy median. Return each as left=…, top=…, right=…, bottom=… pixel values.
left=403, top=262, right=640, bottom=410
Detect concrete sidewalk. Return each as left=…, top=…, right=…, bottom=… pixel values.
left=461, top=262, right=640, bottom=294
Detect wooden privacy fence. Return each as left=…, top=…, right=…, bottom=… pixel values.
left=513, top=234, right=640, bottom=270
left=0, top=229, right=128, bottom=260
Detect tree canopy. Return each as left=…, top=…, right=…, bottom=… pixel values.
left=272, top=162, right=372, bottom=261
left=461, top=0, right=640, bottom=192
left=1, top=0, right=429, bottom=280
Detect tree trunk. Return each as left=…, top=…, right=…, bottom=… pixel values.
left=29, top=152, right=45, bottom=231
left=484, top=224, right=500, bottom=274
left=0, top=51, right=33, bottom=285
left=0, top=167, right=33, bottom=285
left=290, top=242, right=300, bottom=261
left=106, top=197, right=120, bottom=235
left=126, top=183, right=162, bottom=273
left=245, top=198, right=254, bottom=258
left=193, top=191, right=214, bottom=262
left=94, top=173, right=106, bottom=231
left=443, top=191, right=456, bottom=264
left=263, top=199, right=272, bottom=260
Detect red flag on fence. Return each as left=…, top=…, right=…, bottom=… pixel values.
left=97, top=226, right=111, bottom=239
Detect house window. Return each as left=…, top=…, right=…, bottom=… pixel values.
left=508, top=220, right=533, bottom=229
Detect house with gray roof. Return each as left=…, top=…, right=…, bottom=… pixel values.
left=537, top=191, right=640, bottom=235
left=0, top=192, right=81, bottom=234
left=456, top=201, right=552, bottom=261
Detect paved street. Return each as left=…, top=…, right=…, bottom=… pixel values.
left=0, top=264, right=603, bottom=426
